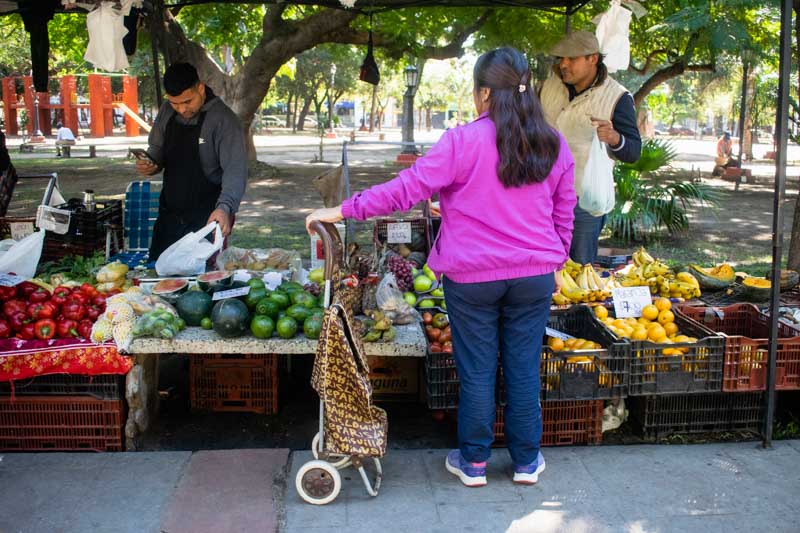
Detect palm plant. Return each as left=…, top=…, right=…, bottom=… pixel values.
left=608, top=138, right=720, bottom=243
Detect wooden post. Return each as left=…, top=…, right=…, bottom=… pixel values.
left=1, top=77, right=17, bottom=135
left=101, top=76, right=114, bottom=137
left=122, top=75, right=140, bottom=137
left=61, top=75, right=79, bottom=135
left=87, top=74, right=105, bottom=138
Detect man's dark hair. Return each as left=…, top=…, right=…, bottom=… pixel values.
left=474, top=47, right=560, bottom=187
left=163, top=63, right=200, bottom=96
left=56, top=122, right=63, bottom=128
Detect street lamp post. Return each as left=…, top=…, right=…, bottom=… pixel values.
left=401, top=65, right=419, bottom=155
left=328, top=64, right=337, bottom=135
left=30, top=85, right=45, bottom=143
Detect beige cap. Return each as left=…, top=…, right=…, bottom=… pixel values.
left=550, top=30, right=600, bottom=58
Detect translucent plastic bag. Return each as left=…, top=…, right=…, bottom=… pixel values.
left=594, top=0, right=634, bottom=73
left=376, top=273, right=420, bottom=325
left=0, top=230, right=45, bottom=278
left=155, top=222, right=223, bottom=276
left=579, top=132, right=616, bottom=217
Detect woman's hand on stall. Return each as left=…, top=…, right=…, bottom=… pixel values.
left=305, top=206, right=344, bottom=235
left=553, top=270, right=563, bottom=295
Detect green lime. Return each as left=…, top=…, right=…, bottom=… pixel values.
left=200, top=317, right=213, bottom=330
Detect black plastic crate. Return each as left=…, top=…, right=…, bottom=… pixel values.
left=373, top=217, right=431, bottom=254
left=594, top=308, right=724, bottom=396
left=42, top=199, right=123, bottom=261
left=425, top=350, right=458, bottom=410
left=0, top=374, right=125, bottom=400
left=540, top=305, right=629, bottom=400
left=630, top=392, right=763, bottom=440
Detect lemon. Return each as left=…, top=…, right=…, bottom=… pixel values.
left=642, top=304, right=659, bottom=321
left=655, top=297, right=672, bottom=312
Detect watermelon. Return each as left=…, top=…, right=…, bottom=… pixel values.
left=211, top=299, right=250, bottom=338
left=197, top=270, right=234, bottom=293
left=286, top=304, right=312, bottom=322
left=175, top=290, right=213, bottom=327
left=152, top=278, right=189, bottom=302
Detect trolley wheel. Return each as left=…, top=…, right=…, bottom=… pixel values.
left=311, top=432, right=350, bottom=469
left=296, top=460, right=342, bottom=505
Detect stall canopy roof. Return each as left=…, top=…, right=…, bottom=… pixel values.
left=0, top=0, right=589, bottom=15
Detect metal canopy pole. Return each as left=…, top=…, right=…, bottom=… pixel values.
left=737, top=57, right=749, bottom=165
left=763, top=0, right=792, bottom=449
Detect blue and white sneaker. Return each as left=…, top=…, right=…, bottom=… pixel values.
left=445, top=450, right=487, bottom=487
left=513, top=451, right=546, bottom=485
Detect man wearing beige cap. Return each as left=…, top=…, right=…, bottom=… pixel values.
left=539, top=30, right=641, bottom=265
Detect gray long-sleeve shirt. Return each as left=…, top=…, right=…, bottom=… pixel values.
left=146, top=88, right=247, bottom=215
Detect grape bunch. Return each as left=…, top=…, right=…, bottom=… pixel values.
left=387, top=255, right=415, bottom=292
left=304, top=282, right=321, bottom=297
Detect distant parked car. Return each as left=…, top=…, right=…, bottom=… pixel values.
left=669, top=126, right=695, bottom=136
left=653, top=127, right=668, bottom=136
left=262, top=115, right=286, bottom=127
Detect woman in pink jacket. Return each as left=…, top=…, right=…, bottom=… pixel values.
left=306, top=48, right=575, bottom=487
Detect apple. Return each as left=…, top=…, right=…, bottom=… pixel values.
left=418, top=299, right=435, bottom=308
left=403, top=292, right=417, bottom=306
left=431, top=287, right=444, bottom=298
left=413, top=275, right=433, bottom=292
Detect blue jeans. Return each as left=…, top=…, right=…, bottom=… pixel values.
left=570, top=203, right=606, bottom=265
left=443, top=274, right=553, bottom=465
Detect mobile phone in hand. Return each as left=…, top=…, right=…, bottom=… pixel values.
left=130, top=148, right=155, bottom=164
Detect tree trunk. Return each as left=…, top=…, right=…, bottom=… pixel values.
left=788, top=2, right=800, bottom=270
left=285, top=92, right=293, bottom=130
left=743, top=69, right=756, bottom=161
left=426, top=107, right=432, bottom=131
left=297, top=96, right=313, bottom=132
left=369, top=84, right=378, bottom=133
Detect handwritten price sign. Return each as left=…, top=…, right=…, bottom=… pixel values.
left=611, top=286, right=652, bottom=318
left=386, top=222, right=412, bottom=244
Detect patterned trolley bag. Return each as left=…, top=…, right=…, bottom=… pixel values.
left=295, top=220, right=385, bottom=505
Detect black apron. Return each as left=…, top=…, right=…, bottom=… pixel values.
left=149, top=110, right=221, bottom=260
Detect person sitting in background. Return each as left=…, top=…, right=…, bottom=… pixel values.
left=712, top=132, right=739, bottom=176
left=55, top=122, right=76, bottom=157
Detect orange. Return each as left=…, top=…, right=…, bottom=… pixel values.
left=594, top=306, right=608, bottom=320
left=658, top=309, right=675, bottom=325
left=642, top=304, right=659, bottom=321
left=663, top=322, right=679, bottom=336
left=648, top=324, right=667, bottom=342
left=655, top=297, right=672, bottom=312
left=637, top=317, right=652, bottom=326
left=632, top=327, right=648, bottom=341
left=547, top=337, right=565, bottom=352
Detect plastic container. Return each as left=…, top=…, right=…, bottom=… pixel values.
left=677, top=303, right=800, bottom=391
left=42, top=199, right=123, bottom=262
left=373, top=217, right=431, bottom=254
left=425, top=350, right=459, bottom=410
left=494, top=400, right=604, bottom=447
left=630, top=392, right=763, bottom=440
left=190, top=354, right=279, bottom=414
left=0, top=396, right=125, bottom=452
left=0, top=374, right=125, bottom=400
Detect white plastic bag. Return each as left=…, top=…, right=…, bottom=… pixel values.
left=155, top=222, right=224, bottom=276
left=579, top=132, right=616, bottom=217
left=594, top=0, right=633, bottom=73
left=0, top=230, right=45, bottom=278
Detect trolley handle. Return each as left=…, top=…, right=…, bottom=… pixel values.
left=309, top=220, right=343, bottom=282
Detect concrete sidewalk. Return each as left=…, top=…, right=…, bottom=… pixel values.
left=0, top=441, right=798, bottom=533
left=284, top=441, right=800, bottom=533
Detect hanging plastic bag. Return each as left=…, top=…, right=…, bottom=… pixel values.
left=594, top=0, right=633, bottom=73
left=0, top=230, right=45, bottom=278
left=155, top=222, right=224, bottom=276
left=579, top=131, right=616, bottom=217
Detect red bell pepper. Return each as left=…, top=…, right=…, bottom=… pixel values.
left=80, top=283, right=97, bottom=297
left=28, top=301, right=58, bottom=321
left=0, top=319, right=11, bottom=338
left=3, top=299, right=27, bottom=318
left=17, top=323, right=35, bottom=340
left=16, top=281, right=38, bottom=300
left=78, top=319, right=93, bottom=340
left=61, top=300, right=87, bottom=321
left=86, top=305, right=102, bottom=321
left=7, top=312, right=26, bottom=332
left=68, top=291, right=89, bottom=306
left=56, top=317, right=78, bottom=338
left=51, top=286, right=72, bottom=306
left=34, top=319, right=56, bottom=340
left=92, top=294, right=107, bottom=308
left=28, top=288, right=50, bottom=303
left=0, top=285, right=17, bottom=301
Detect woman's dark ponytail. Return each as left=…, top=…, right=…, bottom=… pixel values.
left=474, top=47, right=561, bottom=187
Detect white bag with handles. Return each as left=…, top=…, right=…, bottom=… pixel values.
left=579, top=131, right=616, bottom=217
left=0, top=230, right=46, bottom=278
left=155, top=222, right=224, bottom=276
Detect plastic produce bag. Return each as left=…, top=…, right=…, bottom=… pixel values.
left=376, top=273, right=420, bottom=325
left=0, top=230, right=45, bottom=278
left=594, top=0, right=646, bottom=73
left=579, top=131, right=616, bottom=217
left=215, top=246, right=302, bottom=278
left=155, top=222, right=223, bottom=276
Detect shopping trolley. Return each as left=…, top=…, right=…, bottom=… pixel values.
left=295, top=220, right=386, bottom=505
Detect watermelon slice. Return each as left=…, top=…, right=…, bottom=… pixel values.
left=197, top=270, right=234, bottom=293
left=152, top=278, right=189, bottom=302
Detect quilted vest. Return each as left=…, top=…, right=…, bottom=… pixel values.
left=540, top=74, right=628, bottom=196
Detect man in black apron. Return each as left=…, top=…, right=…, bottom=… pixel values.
left=136, top=63, right=247, bottom=260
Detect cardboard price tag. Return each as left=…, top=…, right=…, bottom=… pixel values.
left=545, top=327, right=575, bottom=341
left=0, top=273, right=26, bottom=287
left=611, top=286, right=652, bottom=318
left=9, top=222, right=35, bottom=241
left=386, top=222, right=412, bottom=244
left=211, top=286, right=250, bottom=301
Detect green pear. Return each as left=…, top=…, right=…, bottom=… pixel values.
left=422, top=264, right=437, bottom=281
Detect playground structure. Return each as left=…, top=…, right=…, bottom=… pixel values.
left=1, top=74, right=149, bottom=139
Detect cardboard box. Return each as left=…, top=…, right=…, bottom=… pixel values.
left=367, top=356, right=419, bottom=400
left=310, top=223, right=345, bottom=270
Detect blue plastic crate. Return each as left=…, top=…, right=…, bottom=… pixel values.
left=108, top=250, right=154, bottom=269
left=124, top=181, right=161, bottom=252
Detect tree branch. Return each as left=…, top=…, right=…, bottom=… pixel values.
left=628, top=49, right=669, bottom=75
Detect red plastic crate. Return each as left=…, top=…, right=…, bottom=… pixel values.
left=494, top=400, right=603, bottom=447
left=190, top=354, right=279, bottom=414
left=678, top=303, right=800, bottom=391
left=0, top=396, right=125, bottom=452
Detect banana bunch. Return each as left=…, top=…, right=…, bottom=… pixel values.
left=554, top=266, right=611, bottom=305
left=616, top=254, right=702, bottom=299
left=564, top=258, right=582, bottom=280
left=632, top=246, right=655, bottom=267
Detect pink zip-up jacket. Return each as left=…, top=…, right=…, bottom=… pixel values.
left=342, top=113, right=576, bottom=283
